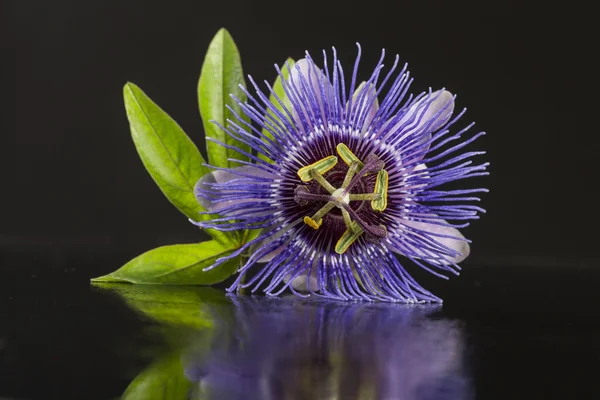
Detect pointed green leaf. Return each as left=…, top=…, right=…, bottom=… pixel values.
left=198, top=28, right=250, bottom=168
left=259, top=58, right=295, bottom=162
left=123, top=82, right=230, bottom=245
left=91, top=241, right=240, bottom=285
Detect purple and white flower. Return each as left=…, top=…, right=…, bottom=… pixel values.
left=193, top=46, right=488, bottom=302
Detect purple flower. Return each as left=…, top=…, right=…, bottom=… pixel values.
left=193, top=46, right=488, bottom=302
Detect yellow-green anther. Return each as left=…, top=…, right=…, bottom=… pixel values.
left=342, top=160, right=360, bottom=189
left=303, top=216, right=322, bottom=230
left=336, top=143, right=364, bottom=169
left=335, top=222, right=364, bottom=254
left=297, top=156, right=338, bottom=182
left=371, top=169, right=388, bottom=211
left=349, top=193, right=381, bottom=201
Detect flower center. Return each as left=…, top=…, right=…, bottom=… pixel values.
left=294, top=143, right=389, bottom=254
left=331, top=188, right=350, bottom=206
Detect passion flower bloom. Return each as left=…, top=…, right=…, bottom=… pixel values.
left=193, top=46, right=488, bottom=302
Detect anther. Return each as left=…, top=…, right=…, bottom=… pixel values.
left=303, top=216, right=323, bottom=230
left=371, top=169, right=388, bottom=211
left=297, top=156, right=337, bottom=182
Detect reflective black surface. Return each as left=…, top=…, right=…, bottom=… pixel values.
left=1, top=250, right=600, bottom=399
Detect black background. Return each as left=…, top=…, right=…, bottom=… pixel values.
left=2, top=1, right=600, bottom=399
left=4, top=0, right=596, bottom=271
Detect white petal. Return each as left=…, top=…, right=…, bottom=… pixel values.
left=409, top=163, right=429, bottom=189
left=194, top=166, right=276, bottom=213
left=257, top=245, right=286, bottom=263
left=287, top=59, right=333, bottom=127
left=348, top=81, right=379, bottom=132
left=383, top=90, right=454, bottom=159
left=413, top=163, right=428, bottom=173
left=250, top=220, right=302, bottom=263
left=249, top=226, right=286, bottom=263
left=394, top=217, right=470, bottom=265
left=284, top=270, right=319, bottom=292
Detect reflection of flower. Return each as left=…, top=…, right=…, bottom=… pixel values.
left=184, top=296, right=473, bottom=400
left=194, top=50, right=487, bottom=302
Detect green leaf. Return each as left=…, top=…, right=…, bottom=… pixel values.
left=122, top=352, right=191, bottom=400
left=259, top=58, right=295, bottom=163
left=198, top=28, right=250, bottom=169
left=123, top=82, right=230, bottom=245
left=91, top=241, right=240, bottom=285
left=91, top=284, right=224, bottom=329
left=241, top=226, right=263, bottom=249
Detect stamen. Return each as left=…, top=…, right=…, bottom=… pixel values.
left=335, top=222, right=364, bottom=254
left=336, top=143, right=364, bottom=169
left=309, top=169, right=336, bottom=194
left=349, top=193, right=381, bottom=201
left=342, top=160, right=360, bottom=188
left=341, top=203, right=387, bottom=239
left=307, top=202, right=336, bottom=226
left=341, top=208, right=354, bottom=231
left=297, top=156, right=338, bottom=182
left=371, top=169, right=389, bottom=211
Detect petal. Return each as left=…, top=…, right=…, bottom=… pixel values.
left=408, top=163, right=429, bottom=189
left=394, top=217, right=470, bottom=265
left=349, top=81, right=379, bottom=131
left=250, top=219, right=304, bottom=263
left=287, top=58, right=333, bottom=127
left=194, top=166, right=276, bottom=213
left=413, top=163, right=428, bottom=173
left=257, top=245, right=286, bottom=263
left=284, top=270, right=319, bottom=292
left=382, top=90, right=454, bottom=161
left=249, top=225, right=287, bottom=263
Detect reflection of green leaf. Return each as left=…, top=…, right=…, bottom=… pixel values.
left=91, top=241, right=240, bottom=285
left=92, top=284, right=225, bottom=330
left=122, top=82, right=229, bottom=245
left=259, top=58, right=295, bottom=163
left=198, top=28, right=250, bottom=169
left=122, top=352, right=191, bottom=400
